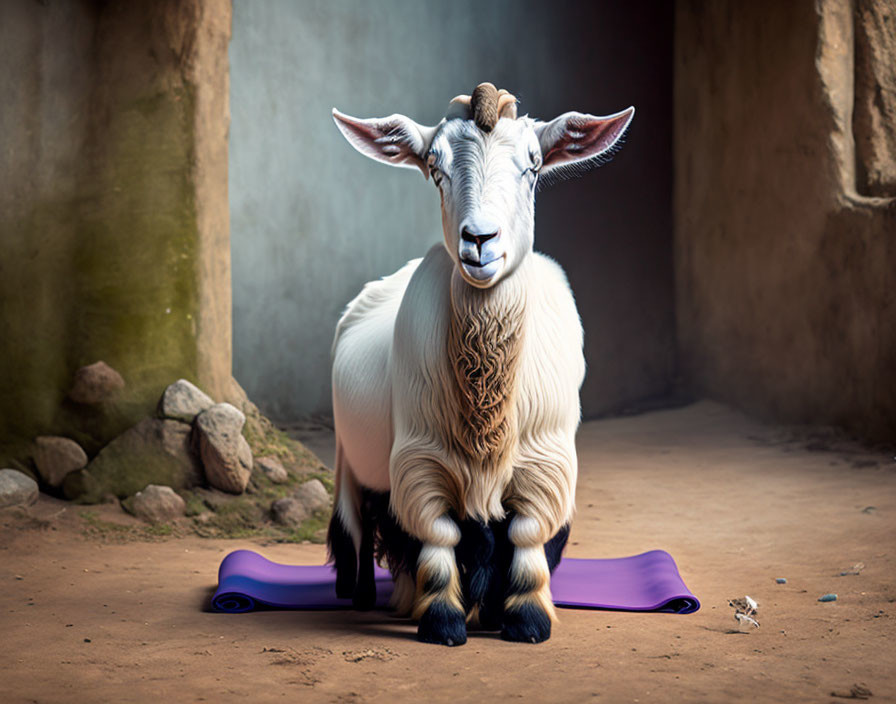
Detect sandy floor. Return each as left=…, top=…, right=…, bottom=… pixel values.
left=2, top=401, right=894, bottom=703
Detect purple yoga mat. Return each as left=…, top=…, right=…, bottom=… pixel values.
left=211, top=549, right=699, bottom=614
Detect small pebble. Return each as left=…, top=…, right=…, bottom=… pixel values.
left=818, top=593, right=838, bottom=602
left=776, top=578, right=787, bottom=584
left=83, top=638, right=91, bottom=643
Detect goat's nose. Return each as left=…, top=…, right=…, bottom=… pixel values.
left=461, top=227, right=500, bottom=248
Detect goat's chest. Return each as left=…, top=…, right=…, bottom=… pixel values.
left=442, top=282, right=527, bottom=474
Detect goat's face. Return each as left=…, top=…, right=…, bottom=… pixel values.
left=427, top=118, right=540, bottom=287
left=333, top=89, right=633, bottom=289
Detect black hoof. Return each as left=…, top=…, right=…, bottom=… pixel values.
left=501, top=603, right=552, bottom=644
left=418, top=602, right=467, bottom=647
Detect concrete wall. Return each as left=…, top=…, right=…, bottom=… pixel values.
left=230, top=0, right=674, bottom=420
left=0, top=0, right=233, bottom=462
left=675, top=0, right=896, bottom=443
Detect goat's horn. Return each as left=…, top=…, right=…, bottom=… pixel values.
left=446, top=94, right=471, bottom=121
left=496, top=90, right=518, bottom=120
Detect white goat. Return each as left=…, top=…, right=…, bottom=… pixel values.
left=328, top=83, right=633, bottom=645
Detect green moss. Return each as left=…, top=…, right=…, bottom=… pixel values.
left=181, top=491, right=207, bottom=517
left=184, top=473, right=332, bottom=543
left=65, top=418, right=198, bottom=504
left=78, top=509, right=182, bottom=543
left=75, top=468, right=334, bottom=544
left=243, top=405, right=326, bottom=474
left=275, top=513, right=330, bottom=544
left=0, top=69, right=201, bottom=469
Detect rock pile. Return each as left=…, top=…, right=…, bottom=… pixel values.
left=7, top=367, right=330, bottom=535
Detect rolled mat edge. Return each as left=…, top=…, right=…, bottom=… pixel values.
left=211, top=549, right=700, bottom=615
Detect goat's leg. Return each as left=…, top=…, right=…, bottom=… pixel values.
left=412, top=514, right=466, bottom=646
left=352, top=490, right=379, bottom=610
left=501, top=445, right=576, bottom=643
left=544, top=523, right=570, bottom=573
left=390, top=451, right=466, bottom=645
left=457, top=518, right=502, bottom=630
left=327, top=440, right=359, bottom=599
left=501, top=514, right=557, bottom=643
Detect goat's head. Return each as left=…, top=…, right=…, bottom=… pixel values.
left=333, top=83, right=634, bottom=289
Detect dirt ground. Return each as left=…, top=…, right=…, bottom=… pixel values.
left=2, top=401, right=893, bottom=703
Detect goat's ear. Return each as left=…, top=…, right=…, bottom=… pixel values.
left=534, top=107, right=634, bottom=180
left=332, top=109, right=436, bottom=179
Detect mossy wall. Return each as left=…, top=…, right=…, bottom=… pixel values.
left=0, top=1, right=233, bottom=463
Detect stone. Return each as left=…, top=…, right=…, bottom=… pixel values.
left=0, top=469, right=39, bottom=508
left=294, top=478, right=330, bottom=514
left=195, top=403, right=253, bottom=494
left=158, top=420, right=205, bottom=486
left=256, top=456, right=288, bottom=484
left=33, top=436, right=88, bottom=487
left=193, top=486, right=235, bottom=510
left=158, top=379, right=215, bottom=423
left=62, top=469, right=95, bottom=501
left=67, top=418, right=203, bottom=503
left=68, top=361, right=125, bottom=404
left=131, top=485, right=186, bottom=523
left=271, top=496, right=309, bottom=528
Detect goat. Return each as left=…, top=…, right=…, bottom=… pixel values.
left=327, top=83, right=634, bottom=645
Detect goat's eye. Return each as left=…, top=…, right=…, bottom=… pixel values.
left=427, top=153, right=446, bottom=186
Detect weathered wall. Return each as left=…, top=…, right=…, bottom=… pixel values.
left=230, top=0, right=674, bottom=420
left=0, top=0, right=233, bottom=462
left=675, top=0, right=896, bottom=443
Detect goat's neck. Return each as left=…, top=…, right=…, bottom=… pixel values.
left=446, top=256, right=530, bottom=472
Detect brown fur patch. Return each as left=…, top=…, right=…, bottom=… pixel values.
left=472, top=82, right=500, bottom=132
left=447, top=276, right=525, bottom=486
left=450, top=84, right=518, bottom=128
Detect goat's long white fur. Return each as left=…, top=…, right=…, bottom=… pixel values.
left=332, top=244, right=584, bottom=572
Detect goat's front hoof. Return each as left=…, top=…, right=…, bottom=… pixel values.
left=418, top=602, right=467, bottom=646
left=501, top=603, right=552, bottom=644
